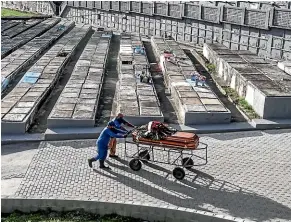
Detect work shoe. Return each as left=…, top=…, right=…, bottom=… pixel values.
left=88, top=158, right=95, bottom=168
left=99, top=160, right=111, bottom=170
left=109, top=154, right=119, bottom=158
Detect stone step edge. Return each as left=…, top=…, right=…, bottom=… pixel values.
left=1, top=196, right=247, bottom=222
left=2, top=120, right=291, bottom=144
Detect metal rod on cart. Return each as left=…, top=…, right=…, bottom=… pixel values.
left=171, top=152, right=183, bottom=165
left=137, top=143, right=141, bottom=157
left=124, top=139, right=208, bottom=167
left=191, top=154, right=207, bottom=159
left=151, top=145, right=154, bottom=162
left=206, top=146, right=208, bottom=163
left=184, top=155, right=194, bottom=166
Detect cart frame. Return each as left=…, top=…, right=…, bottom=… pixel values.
left=124, top=139, right=208, bottom=179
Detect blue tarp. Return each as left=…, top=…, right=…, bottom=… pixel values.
left=24, top=72, right=41, bottom=78
left=134, top=46, right=145, bottom=55
left=1, top=77, right=9, bottom=92
left=1, top=47, right=8, bottom=54
left=186, top=78, right=208, bottom=88
left=19, top=72, right=41, bottom=84
left=57, top=25, right=66, bottom=31
left=20, top=76, right=38, bottom=84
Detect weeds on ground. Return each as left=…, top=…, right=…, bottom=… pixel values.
left=2, top=211, right=146, bottom=222
left=223, top=87, right=260, bottom=119
left=1, top=8, right=36, bottom=17
left=205, top=63, right=216, bottom=74
left=204, top=62, right=260, bottom=119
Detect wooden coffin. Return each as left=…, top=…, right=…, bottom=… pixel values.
left=132, top=131, right=199, bottom=149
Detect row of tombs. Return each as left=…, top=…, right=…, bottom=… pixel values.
left=203, top=43, right=291, bottom=119
left=2, top=26, right=291, bottom=134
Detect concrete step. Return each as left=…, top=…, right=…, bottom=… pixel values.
left=1, top=133, right=44, bottom=144
left=3, top=120, right=291, bottom=143
left=43, top=127, right=104, bottom=141
left=251, top=118, right=291, bottom=129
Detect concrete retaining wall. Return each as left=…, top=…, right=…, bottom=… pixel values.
left=264, top=96, right=291, bottom=118
left=60, top=2, right=291, bottom=61
left=204, top=43, right=291, bottom=119
left=1, top=197, right=239, bottom=222
left=4, top=1, right=291, bottom=61
left=200, top=1, right=291, bottom=9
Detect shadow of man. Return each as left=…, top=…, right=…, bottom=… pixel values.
left=93, top=158, right=291, bottom=222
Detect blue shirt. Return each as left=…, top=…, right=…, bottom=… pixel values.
left=113, top=117, right=127, bottom=129
left=111, top=127, right=128, bottom=135
left=97, top=127, right=124, bottom=145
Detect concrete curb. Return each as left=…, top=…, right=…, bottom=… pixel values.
left=1, top=133, right=45, bottom=144
left=1, top=123, right=251, bottom=144
left=2, top=122, right=291, bottom=144
left=1, top=196, right=250, bottom=222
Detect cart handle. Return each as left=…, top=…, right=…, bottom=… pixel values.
left=126, top=129, right=134, bottom=136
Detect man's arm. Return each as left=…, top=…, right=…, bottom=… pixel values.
left=125, top=122, right=135, bottom=127
left=113, top=119, right=127, bottom=131
left=120, top=118, right=135, bottom=128
left=107, top=129, right=126, bottom=138
left=114, top=127, right=128, bottom=134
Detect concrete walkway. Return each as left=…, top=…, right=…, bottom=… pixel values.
left=2, top=142, right=40, bottom=196
left=2, top=129, right=291, bottom=221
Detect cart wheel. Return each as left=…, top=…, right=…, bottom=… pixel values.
left=129, top=159, right=142, bottom=171
left=138, top=150, right=150, bottom=160
left=173, top=167, right=185, bottom=180
left=182, top=157, right=194, bottom=169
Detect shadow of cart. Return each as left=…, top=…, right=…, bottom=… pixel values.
left=94, top=158, right=291, bottom=222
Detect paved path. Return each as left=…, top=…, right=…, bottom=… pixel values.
left=1, top=142, right=40, bottom=196
left=2, top=130, right=291, bottom=221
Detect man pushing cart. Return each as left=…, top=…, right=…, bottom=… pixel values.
left=124, top=121, right=208, bottom=180
left=89, top=120, right=208, bottom=180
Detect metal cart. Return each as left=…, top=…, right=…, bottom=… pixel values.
left=124, top=135, right=208, bottom=180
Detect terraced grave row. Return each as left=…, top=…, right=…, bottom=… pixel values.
left=1, top=18, right=61, bottom=58
left=1, top=20, right=21, bottom=32
left=1, top=24, right=92, bottom=133
left=1, top=19, right=75, bottom=92
left=1, top=19, right=9, bottom=26
left=151, top=37, right=230, bottom=124
left=204, top=43, right=291, bottom=119
left=117, top=33, right=163, bottom=125
left=47, top=31, right=112, bottom=128
left=2, top=19, right=42, bottom=38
